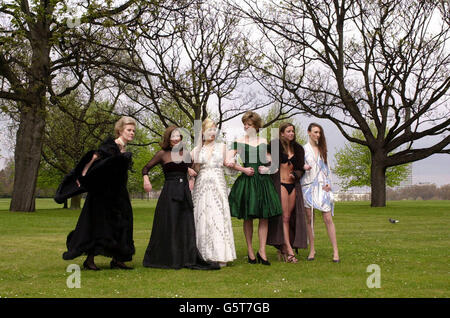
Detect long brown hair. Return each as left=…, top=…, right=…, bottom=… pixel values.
left=279, top=122, right=296, bottom=154
left=160, top=125, right=182, bottom=150
left=308, top=123, right=328, bottom=164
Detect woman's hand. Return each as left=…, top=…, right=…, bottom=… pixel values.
left=224, top=160, right=235, bottom=168
left=289, top=173, right=296, bottom=181
left=144, top=181, right=152, bottom=193
left=322, top=184, right=331, bottom=192
left=258, top=166, right=269, bottom=175
left=76, top=179, right=81, bottom=187
left=143, top=175, right=152, bottom=192
left=304, top=164, right=312, bottom=171
left=187, top=167, right=198, bottom=177
left=243, top=167, right=255, bottom=176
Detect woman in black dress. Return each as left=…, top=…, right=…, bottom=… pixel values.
left=60, top=116, right=136, bottom=270
left=142, top=126, right=220, bottom=270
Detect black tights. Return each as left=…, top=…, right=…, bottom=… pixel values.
left=85, top=254, right=95, bottom=264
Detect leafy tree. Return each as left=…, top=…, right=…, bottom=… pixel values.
left=40, top=82, right=118, bottom=208
left=0, top=0, right=149, bottom=211
left=334, top=128, right=410, bottom=190
left=126, top=126, right=164, bottom=195
left=0, top=158, right=14, bottom=197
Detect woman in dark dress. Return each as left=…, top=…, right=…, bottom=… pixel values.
left=228, top=111, right=282, bottom=266
left=267, top=123, right=308, bottom=263
left=60, top=116, right=136, bottom=270
left=142, top=126, right=220, bottom=270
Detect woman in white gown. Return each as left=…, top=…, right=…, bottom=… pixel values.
left=301, top=123, right=340, bottom=263
left=191, top=118, right=237, bottom=267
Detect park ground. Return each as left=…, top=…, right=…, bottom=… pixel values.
left=0, top=199, right=448, bottom=298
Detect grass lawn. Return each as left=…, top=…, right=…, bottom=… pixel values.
left=0, top=198, right=448, bottom=298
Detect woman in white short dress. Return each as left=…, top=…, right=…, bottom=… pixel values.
left=191, top=119, right=237, bottom=267
left=301, top=123, right=340, bottom=263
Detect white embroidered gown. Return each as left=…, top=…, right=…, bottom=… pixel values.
left=192, top=142, right=236, bottom=263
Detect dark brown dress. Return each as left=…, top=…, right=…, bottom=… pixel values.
left=267, top=139, right=308, bottom=250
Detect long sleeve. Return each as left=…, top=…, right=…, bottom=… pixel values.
left=142, top=150, right=164, bottom=176
left=292, top=144, right=305, bottom=181
left=301, top=143, right=316, bottom=186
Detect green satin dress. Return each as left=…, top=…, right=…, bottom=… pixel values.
left=228, top=142, right=282, bottom=220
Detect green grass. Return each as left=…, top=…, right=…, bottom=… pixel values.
left=0, top=198, right=448, bottom=298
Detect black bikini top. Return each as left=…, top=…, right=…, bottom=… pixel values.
left=280, top=152, right=295, bottom=165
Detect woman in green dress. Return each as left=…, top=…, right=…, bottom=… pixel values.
left=228, top=111, right=282, bottom=265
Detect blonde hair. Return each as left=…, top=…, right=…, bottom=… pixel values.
left=114, top=116, right=136, bottom=138
left=202, top=118, right=216, bottom=133
left=241, top=111, right=262, bottom=132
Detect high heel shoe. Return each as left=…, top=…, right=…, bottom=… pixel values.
left=83, top=260, right=101, bottom=271
left=248, top=255, right=257, bottom=264
left=110, top=259, right=133, bottom=270
left=256, top=252, right=271, bottom=266
left=307, top=252, right=316, bottom=261
left=286, top=254, right=298, bottom=263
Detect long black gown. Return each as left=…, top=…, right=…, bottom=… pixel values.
left=58, top=137, right=135, bottom=263
left=141, top=148, right=220, bottom=270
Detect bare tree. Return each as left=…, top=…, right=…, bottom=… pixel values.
left=0, top=0, right=159, bottom=211
left=122, top=0, right=272, bottom=133
left=439, top=0, right=450, bottom=26
left=235, top=0, right=450, bottom=206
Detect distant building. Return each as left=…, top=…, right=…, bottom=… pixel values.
left=334, top=190, right=370, bottom=202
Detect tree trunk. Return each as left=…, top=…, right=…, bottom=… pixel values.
left=70, top=194, right=82, bottom=210
left=370, top=156, right=387, bottom=207
left=9, top=18, right=51, bottom=212
left=10, top=104, right=46, bottom=212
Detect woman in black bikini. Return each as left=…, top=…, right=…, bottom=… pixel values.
left=267, top=123, right=308, bottom=263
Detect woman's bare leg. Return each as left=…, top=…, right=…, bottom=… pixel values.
left=322, top=212, right=339, bottom=261
left=244, top=219, right=255, bottom=259
left=257, top=218, right=268, bottom=260
left=281, top=187, right=297, bottom=260
left=305, top=207, right=315, bottom=259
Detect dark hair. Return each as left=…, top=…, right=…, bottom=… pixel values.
left=279, top=122, right=296, bottom=154
left=308, top=123, right=328, bottom=164
left=160, top=125, right=183, bottom=150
